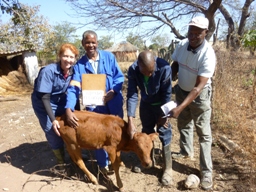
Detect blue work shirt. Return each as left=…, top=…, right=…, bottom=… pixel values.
left=126, top=57, right=172, bottom=117
left=65, top=50, right=124, bottom=117
left=32, top=63, right=73, bottom=117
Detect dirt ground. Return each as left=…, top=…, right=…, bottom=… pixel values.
left=0, top=91, right=253, bottom=192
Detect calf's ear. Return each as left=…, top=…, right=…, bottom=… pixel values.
left=149, top=133, right=159, bottom=141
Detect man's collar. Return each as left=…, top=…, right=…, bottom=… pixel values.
left=187, top=44, right=197, bottom=54
left=187, top=40, right=206, bottom=54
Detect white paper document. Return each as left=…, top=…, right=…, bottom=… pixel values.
left=82, top=90, right=105, bottom=106
left=161, top=101, right=177, bottom=118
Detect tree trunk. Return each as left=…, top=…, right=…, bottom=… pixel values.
left=238, top=0, right=254, bottom=36
left=213, top=18, right=220, bottom=45
left=226, top=35, right=230, bottom=49
left=204, top=0, right=222, bottom=41
left=219, top=4, right=234, bottom=49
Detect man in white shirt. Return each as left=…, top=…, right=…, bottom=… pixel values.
left=169, top=16, right=216, bottom=191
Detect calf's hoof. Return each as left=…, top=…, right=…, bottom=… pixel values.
left=119, top=187, right=127, bottom=192
left=120, top=161, right=125, bottom=166
left=91, top=178, right=98, bottom=185
left=86, top=174, right=98, bottom=185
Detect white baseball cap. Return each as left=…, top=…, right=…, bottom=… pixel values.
left=188, top=16, right=209, bottom=29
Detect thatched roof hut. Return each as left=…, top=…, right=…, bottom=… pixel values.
left=106, top=41, right=139, bottom=62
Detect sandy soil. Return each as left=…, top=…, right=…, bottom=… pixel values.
left=0, top=92, right=251, bottom=192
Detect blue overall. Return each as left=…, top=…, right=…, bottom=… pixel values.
left=31, top=63, right=72, bottom=150
left=127, top=57, right=172, bottom=146
left=66, top=50, right=124, bottom=168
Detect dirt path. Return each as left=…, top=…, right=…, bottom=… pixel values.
left=0, top=94, right=250, bottom=192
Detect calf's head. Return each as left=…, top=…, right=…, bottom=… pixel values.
left=131, top=132, right=158, bottom=168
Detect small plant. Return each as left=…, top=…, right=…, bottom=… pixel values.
left=243, top=78, right=253, bottom=87
left=241, top=30, right=256, bottom=55
left=241, top=69, right=256, bottom=88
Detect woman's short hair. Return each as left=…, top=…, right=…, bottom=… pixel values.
left=58, top=43, right=79, bottom=59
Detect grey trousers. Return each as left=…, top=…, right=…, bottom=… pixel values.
left=175, top=85, right=213, bottom=177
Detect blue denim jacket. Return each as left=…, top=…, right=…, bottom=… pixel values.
left=126, top=57, right=172, bottom=117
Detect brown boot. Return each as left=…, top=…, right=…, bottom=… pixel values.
left=161, top=144, right=174, bottom=186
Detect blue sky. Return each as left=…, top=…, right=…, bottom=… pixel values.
left=0, top=0, right=180, bottom=46
left=1, top=0, right=72, bottom=24
left=0, top=0, right=128, bottom=43
left=1, top=0, right=254, bottom=45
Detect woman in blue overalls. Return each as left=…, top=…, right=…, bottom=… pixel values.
left=31, top=43, right=79, bottom=166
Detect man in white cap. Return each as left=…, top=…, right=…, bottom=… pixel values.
left=168, top=16, right=216, bottom=190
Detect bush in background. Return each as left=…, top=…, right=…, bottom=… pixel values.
left=212, top=45, right=256, bottom=187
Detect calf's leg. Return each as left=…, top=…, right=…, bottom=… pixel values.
left=66, top=144, right=98, bottom=185
left=107, top=149, right=123, bottom=190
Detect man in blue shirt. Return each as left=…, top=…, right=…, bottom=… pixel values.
left=65, top=30, right=124, bottom=174
left=126, top=50, right=173, bottom=186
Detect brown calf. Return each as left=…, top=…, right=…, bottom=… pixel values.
left=56, top=110, right=158, bottom=191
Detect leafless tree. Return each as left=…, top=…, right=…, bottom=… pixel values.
left=66, top=0, right=221, bottom=40
left=65, top=0, right=255, bottom=48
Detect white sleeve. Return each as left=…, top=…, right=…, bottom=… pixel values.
left=198, top=48, right=216, bottom=78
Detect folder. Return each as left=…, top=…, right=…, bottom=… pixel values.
left=82, top=74, right=106, bottom=106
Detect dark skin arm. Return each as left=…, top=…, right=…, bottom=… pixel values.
left=171, top=61, right=179, bottom=81
left=169, top=75, right=209, bottom=118
left=104, top=89, right=115, bottom=103
left=127, top=116, right=137, bottom=139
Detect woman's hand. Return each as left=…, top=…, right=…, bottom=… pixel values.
left=52, top=120, right=61, bottom=136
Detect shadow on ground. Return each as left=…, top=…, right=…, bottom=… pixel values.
left=0, top=141, right=165, bottom=191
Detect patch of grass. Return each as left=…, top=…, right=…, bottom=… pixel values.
left=212, top=48, right=256, bottom=179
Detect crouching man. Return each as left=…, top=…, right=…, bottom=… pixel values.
left=126, top=50, right=173, bottom=186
